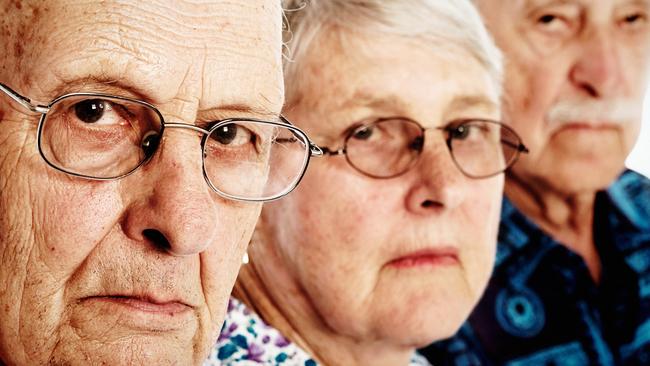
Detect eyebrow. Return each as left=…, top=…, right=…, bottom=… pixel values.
left=521, top=0, right=579, bottom=11
left=46, top=76, right=148, bottom=102
left=207, top=103, right=281, bottom=121
left=45, top=77, right=281, bottom=122
left=628, top=0, right=650, bottom=8
left=446, top=95, right=499, bottom=115
left=341, top=92, right=411, bottom=112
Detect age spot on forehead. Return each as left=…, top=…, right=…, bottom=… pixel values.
left=4, top=1, right=48, bottom=85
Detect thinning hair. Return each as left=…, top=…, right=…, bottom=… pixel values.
left=282, top=0, right=503, bottom=106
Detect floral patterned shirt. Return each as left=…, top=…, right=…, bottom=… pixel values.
left=205, top=298, right=432, bottom=366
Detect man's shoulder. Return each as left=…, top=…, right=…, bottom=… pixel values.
left=607, top=169, right=650, bottom=231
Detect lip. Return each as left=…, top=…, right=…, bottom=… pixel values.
left=84, top=295, right=193, bottom=314
left=77, top=295, right=195, bottom=332
left=387, top=247, right=460, bottom=269
left=555, top=121, right=619, bottom=131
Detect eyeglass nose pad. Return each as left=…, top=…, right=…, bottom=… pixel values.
left=409, top=136, right=425, bottom=152
left=141, top=130, right=161, bottom=157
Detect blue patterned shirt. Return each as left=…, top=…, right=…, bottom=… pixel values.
left=421, top=170, right=650, bottom=365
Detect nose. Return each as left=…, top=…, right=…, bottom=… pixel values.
left=404, top=135, right=466, bottom=215
left=121, top=129, right=221, bottom=256
left=569, top=28, right=623, bottom=98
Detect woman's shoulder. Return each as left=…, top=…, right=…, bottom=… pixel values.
left=204, top=298, right=318, bottom=366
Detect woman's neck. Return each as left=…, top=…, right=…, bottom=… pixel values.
left=233, top=261, right=416, bottom=366
left=505, top=174, right=600, bottom=282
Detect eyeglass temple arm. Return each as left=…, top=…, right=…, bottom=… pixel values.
left=320, top=147, right=345, bottom=156
left=282, top=128, right=324, bottom=157
left=0, top=83, right=49, bottom=114
left=501, top=138, right=529, bottom=153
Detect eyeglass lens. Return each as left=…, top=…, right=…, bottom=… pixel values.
left=344, top=118, right=520, bottom=179
left=38, top=95, right=310, bottom=201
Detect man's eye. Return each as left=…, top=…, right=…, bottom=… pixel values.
left=212, top=124, right=254, bottom=146
left=536, top=13, right=570, bottom=32
left=72, top=99, right=125, bottom=126
left=620, top=12, right=648, bottom=29
left=74, top=99, right=108, bottom=123
left=539, top=14, right=558, bottom=24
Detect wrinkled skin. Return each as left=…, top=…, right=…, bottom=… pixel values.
left=251, top=31, right=504, bottom=365
left=477, top=0, right=650, bottom=193
left=0, top=1, right=284, bottom=365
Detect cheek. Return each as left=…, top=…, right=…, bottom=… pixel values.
left=458, top=179, right=502, bottom=277
left=504, top=56, right=568, bottom=142
left=276, top=168, right=401, bottom=305
left=0, top=140, right=125, bottom=362
left=30, top=178, right=123, bottom=277
left=203, top=203, right=261, bottom=292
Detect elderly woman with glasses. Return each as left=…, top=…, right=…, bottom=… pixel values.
left=0, top=1, right=320, bottom=365
left=208, top=0, right=528, bottom=365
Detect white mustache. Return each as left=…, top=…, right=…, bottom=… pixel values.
left=546, top=98, right=639, bottom=130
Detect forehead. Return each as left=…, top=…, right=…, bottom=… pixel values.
left=293, top=31, right=499, bottom=128
left=7, top=0, right=284, bottom=116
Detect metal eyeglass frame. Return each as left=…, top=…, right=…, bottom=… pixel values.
left=0, top=82, right=324, bottom=202
left=320, top=117, right=529, bottom=179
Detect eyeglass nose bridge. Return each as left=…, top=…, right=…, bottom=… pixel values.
left=163, top=122, right=211, bottom=135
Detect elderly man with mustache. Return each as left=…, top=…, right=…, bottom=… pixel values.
left=422, top=0, right=650, bottom=365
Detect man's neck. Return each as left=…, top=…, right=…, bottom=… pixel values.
left=234, top=260, right=415, bottom=366
left=505, top=175, right=601, bottom=283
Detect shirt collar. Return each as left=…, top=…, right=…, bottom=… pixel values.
left=605, top=169, right=650, bottom=231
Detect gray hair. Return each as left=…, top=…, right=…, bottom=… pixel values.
left=282, top=0, right=503, bottom=105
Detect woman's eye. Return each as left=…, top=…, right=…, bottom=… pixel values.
left=351, top=126, right=374, bottom=141
left=212, top=124, right=254, bottom=146
left=450, top=125, right=471, bottom=140
left=73, top=99, right=124, bottom=126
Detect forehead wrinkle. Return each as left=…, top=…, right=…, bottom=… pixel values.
left=446, top=95, right=500, bottom=116
left=20, top=0, right=283, bottom=118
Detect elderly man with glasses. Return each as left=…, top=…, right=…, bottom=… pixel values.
left=423, top=0, right=650, bottom=365
left=0, top=1, right=320, bottom=365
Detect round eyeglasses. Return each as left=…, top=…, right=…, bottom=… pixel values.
left=0, top=83, right=323, bottom=202
left=321, top=118, right=528, bottom=179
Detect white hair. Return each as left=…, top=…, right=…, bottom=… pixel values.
left=282, top=0, right=503, bottom=104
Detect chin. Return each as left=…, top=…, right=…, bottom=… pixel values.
left=371, top=285, right=477, bottom=347
left=541, top=132, right=631, bottom=192
left=48, top=334, right=206, bottom=366
left=546, top=158, right=624, bottom=193
left=516, top=148, right=628, bottom=195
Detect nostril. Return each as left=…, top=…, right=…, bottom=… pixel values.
left=421, top=200, right=440, bottom=209
left=142, top=229, right=171, bottom=252
left=583, top=84, right=599, bottom=98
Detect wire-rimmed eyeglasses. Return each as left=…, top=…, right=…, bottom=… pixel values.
left=0, top=83, right=323, bottom=202
left=320, top=117, right=528, bottom=179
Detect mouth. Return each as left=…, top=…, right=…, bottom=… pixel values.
left=387, top=247, right=460, bottom=269
left=83, top=295, right=193, bottom=314
left=552, top=121, right=620, bottom=133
